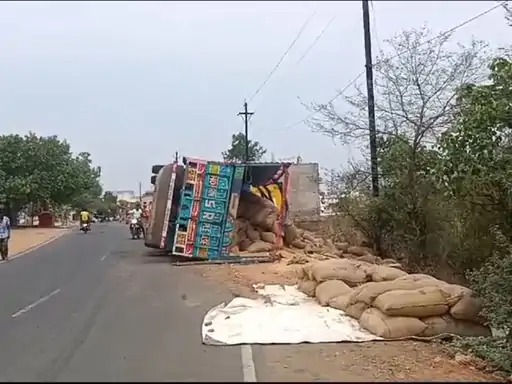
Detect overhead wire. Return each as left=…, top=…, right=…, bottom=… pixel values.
left=272, top=0, right=507, bottom=133
left=252, top=15, right=338, bottom=113
left=296, top=16, right=337, bottom=65
left=248, top=11, right=316, bottom=103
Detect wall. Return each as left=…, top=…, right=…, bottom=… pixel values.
left=286, top=163, right=321, bottom=219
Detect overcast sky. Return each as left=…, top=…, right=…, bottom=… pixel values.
left=0, top=1, right=509, bottom=192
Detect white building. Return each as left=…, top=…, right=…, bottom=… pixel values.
left=112, top=190, right=138, bottom=203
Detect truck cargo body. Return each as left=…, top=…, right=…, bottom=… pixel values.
left=146, top=157, right=291, bottom=260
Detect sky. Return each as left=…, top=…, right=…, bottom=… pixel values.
left=0, top=1, right=510, bottom=193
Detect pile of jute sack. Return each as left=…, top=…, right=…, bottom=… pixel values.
left=233, top=192, right=346, bottom=256
left=297, top=258, right=492, bottom=339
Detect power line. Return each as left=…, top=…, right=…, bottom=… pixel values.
left=273, top=0, right=506, bottom=132
left=296, top=16, right=337, bottom=65
left=248, top=12, right=316, bottom=103
left=252, top=15, right=338, bottom=114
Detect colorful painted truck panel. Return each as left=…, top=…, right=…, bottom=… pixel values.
left=172, top=159, right=238, bottom=259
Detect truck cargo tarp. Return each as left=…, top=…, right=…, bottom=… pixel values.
left=201, top=284, right=382, bottom=345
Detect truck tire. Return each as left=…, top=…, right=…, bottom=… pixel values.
left=151, top=165, right=164, bottom=174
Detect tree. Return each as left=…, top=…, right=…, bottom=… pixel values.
left=222, top=133, right=267, bottom=162
left=0, top=133, right=102, bottom=219
left=305, top=27, right=488, bottom=258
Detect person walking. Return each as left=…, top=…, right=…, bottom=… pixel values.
left=0, top=206, right=12, bottom=261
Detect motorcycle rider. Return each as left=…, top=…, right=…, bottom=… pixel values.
left=79, top=208, right=91, bottom=230
left=128, top=202, right=145, bottom=237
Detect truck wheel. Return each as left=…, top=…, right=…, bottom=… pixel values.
left=151, top=165, right=164, bottom=174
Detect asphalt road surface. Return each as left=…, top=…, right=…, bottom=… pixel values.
left=0, top=223, right=246, bottom=382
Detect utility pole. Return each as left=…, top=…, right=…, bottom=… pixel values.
left=237, top=101, right=254, bottom=163
left=362, top=0, right=381, bottom=252
left=139, top=181, right=142, bottom=202
left=174, top=150, right=179, bottom=163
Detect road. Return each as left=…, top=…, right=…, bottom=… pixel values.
left=0, top=223, right=245, bottom=382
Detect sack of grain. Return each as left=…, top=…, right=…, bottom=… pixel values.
left=440, top=284, right=473, bottom=306
left=349, top=280, right=424, bottom=306
left=250, top=207, right=273, bottom=226
left=328, top=293, right=352, bottom=311
left=344, top=302, right=369, bottom=319
left=246, top=240, right=273, bottom=253
left=302, top=262, right=318, bottom=280
left=283, top=223, right=299, bottom=245
left=420, top=315, right=491, bottom=337
left=261, top=212, right=278, bottom=231
left=370, top=265, right=408, bottom=282
left=335, top=242, right=350, bottom=252
left=396, top=274, right=441, bottom=284
left=311, top=259, right=369, bottom=286
left=359, top=308, right=427, bottom=339
left=291, top=239, right=307, bottom=249
left=449, top=294, right=483, bottom=321
left=260, top=231, right=277, bottom=244
left=246, top=226, right=260, bottom=241
left=238, top=238, right=252, bottom=251
left=303, top=232, right=318, bottom=244
left=324, top=239, right=336, bottom=251
left=373, top=287, right=450, bottom=318
left=347, top=246, right=371, bottom=256
left=315, top=280, right=352, bottom=306
left=298, top=279, right=318, bottom=297
left=357, top=254, right=380, bottom=264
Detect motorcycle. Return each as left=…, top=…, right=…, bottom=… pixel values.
left=129, top=218, right=142, bottom=239
left=80, top=222, right=91, bottom=234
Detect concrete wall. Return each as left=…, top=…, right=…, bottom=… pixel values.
left=287, top=163, right=321, bottom=218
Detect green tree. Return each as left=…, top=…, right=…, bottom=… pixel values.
left=221, top=132, right=267, bottom=162
left=0, top=133, right=102, bottom=218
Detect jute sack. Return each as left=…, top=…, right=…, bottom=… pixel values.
left=303, top=262, right=318, bottom=280
left=335, top=242, right=350, bottom=252
left=328, top=293, right=352, bottom=311
left=250, top=207, right=273, bottom=226
left=246, top=240, right=273, bottom=253
left=370, top=265, right=408, bottom=282
left=348, top=280, right=424, bottom=306
left=298, top=279, right=318, bottom=297
left=344, top=301, right=369, bottom=320
left=283, top=224, right=299, bottom=245
left=359, top=308, right=427, bottom=339
left=311, top=259, right=369, bottom=286
left=347, top=246, right=371, bottom=256
left=396, top=274, right=441, bottom=285
left=439, top=284, right=473, bottom=306
left=420, top=315, right=491, bottom=338
left=247, top=226, right=260, bottom=241
left=373, top=287, right=450, bottom=318
left=449, top=294, right=483, bottom=321
left=315, top=280, right=353, bottom=306
left=260, top=232, right=277, bottom=244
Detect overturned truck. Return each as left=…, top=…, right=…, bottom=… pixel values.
left=145, top=157, right=292, bottom=261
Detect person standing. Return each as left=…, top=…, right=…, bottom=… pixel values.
left=0, top=207, right=12, bottom=261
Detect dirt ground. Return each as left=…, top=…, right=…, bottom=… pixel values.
left=7, top=227, right=69, bottom=257
left=192, top=253, right=505, bottom=382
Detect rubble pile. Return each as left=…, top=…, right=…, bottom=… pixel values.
left=297, top=258, right=491, bottom=339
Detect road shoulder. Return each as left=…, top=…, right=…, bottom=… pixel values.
left=7, top=227, right=71, bottom=259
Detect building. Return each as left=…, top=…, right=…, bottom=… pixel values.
left=112, top=190, right=138, bottom=203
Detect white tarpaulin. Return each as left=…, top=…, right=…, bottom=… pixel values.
left=202, top=284, right=382, bottom=346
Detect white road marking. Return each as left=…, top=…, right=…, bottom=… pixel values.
left=241, top=344, right=257, bottom=382
left=100, top=252, right=109, bottom=261
left=12, top=288, right=61, bottom=318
